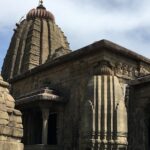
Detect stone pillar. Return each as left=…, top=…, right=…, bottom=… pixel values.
left=41, top=108, right=49, bottom=145
left=80, top=60, right=127, bottom=150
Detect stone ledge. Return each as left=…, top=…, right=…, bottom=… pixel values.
left=25, top=144, right=58, bottom=150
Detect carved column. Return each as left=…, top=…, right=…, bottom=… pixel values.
left=80, top=60, right=127, bottom=150
left=41, top=108, right=49, bottom=145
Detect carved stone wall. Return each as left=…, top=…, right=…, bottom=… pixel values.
left=0, top=75, right=23, bottom=150
left=128, top=76, right=150, bottom=150
left=80, top=74, right=127, bottom=149
left=2, top=5, right=70, bottom=81
left=7, top=40, right=150, bottom=150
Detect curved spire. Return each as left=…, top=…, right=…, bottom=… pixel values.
left=1, top=0, right=70, bottom=81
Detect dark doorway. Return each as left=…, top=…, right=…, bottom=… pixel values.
left=148, top=118, right=150, bottom=149
left=48, top=113, right=57, bottom=145
left=33, top=110, right=42, bottom=144
left=22, top=110, right=42, bottom=145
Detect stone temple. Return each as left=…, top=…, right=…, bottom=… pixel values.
left=1, top=1, right=150, bottom=150
left=0, top=75, right=23, bottom=150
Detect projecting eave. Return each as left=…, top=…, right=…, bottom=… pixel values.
left=130, top=74, right=150, bottom=86
left=10, top=39, right=150, bottom=82
left=16, top=87, right=64, bottom=108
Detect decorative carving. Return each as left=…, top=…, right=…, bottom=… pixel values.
left=94, top=61, right=150, bottom=79
left=94, top=60, right=113, bottom=75
left=115, top=63, right=123, bottom=74
left=122, top=64, right=128, bottom=75
left=133, top=67, right=139, bottom=77
left=125, top=85, right=130, bottom=109
left=115, top=62, right=139, bottom=78
left=49, top=47, right=71, bottom=60
left=128, top=66, right=133, bottom=76
left=139, top=66, right=150, bottom=76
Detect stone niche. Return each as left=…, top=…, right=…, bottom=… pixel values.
left=0, top=75, right=24, bottom=150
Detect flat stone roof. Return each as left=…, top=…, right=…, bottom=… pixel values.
left=10, top=39, right=150, bottom=82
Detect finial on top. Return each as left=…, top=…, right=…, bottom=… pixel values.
left=39, top=0, right=43, bottom=5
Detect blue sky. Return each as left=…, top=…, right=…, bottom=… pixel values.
left=0, top=0, right=150, bottom=71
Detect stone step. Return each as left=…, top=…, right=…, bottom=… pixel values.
left=25, top=145, right=58, bottom=150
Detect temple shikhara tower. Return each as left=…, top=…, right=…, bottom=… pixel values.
left=2, top=1, right=70, bottom=80
left=1, top=1, right=150, bottom=150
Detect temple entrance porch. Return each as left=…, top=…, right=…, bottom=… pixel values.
left=22, top=109, right=58, bottom=147
left=22, top=109, right=59, bottom=150
left=15, top=87, right=65, bottom=150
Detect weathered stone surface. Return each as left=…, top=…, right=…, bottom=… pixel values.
left=1, top=2, right=150, bottom=150
left=6, top=37, right=149, bottom=150
left=0, top=111, right=9, bottom=120
left=0, top=75, right=24, bottom=150
left=0, top=141, right=23, bottom=150
left=80, top=75, right=127, bottom=149
left=2, top=4, right=70, bottom=81
left=128, top=76, right=150, bottom=150
left=0, top=135, right=7, bottom=141
left=7, top=108, right=22, bottom=115
left=0, top=119, right=9, bottom=125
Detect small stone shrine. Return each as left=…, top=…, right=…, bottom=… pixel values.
left=0, top=75, right=23, bottom=150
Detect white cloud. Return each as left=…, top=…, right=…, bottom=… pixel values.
left=0, top=0, right=150, bottom=71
